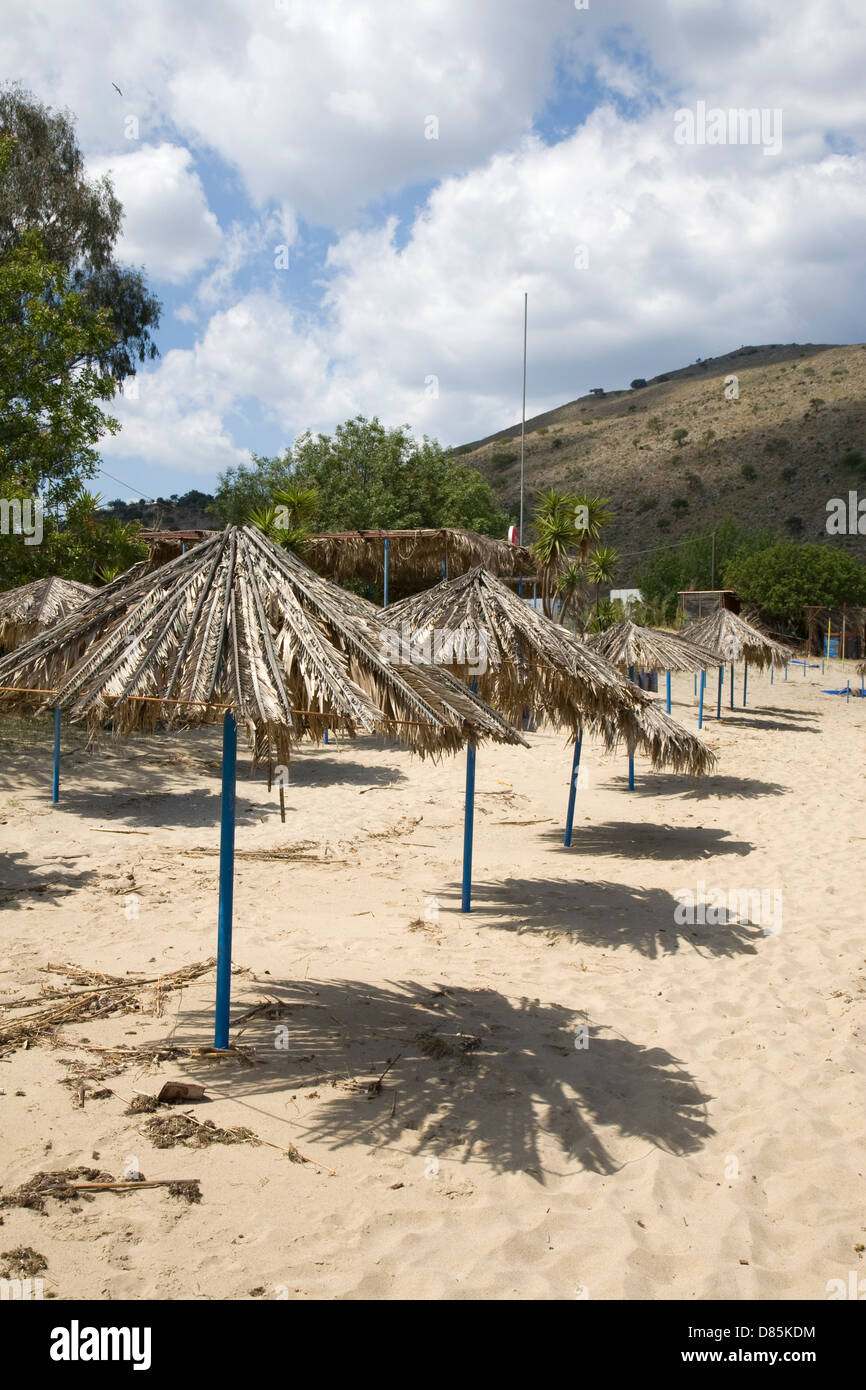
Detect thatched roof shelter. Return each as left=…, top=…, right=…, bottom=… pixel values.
left=386, top=567, right=714, bottom=776
left=0, top=528, right=524, bottom=768
left=587, top=620, right=718, bottom=673
left=683, top=608, right=793, bottom=670
left=303, top=528, right=533, bottom=587
left=0, top=577, right=96, bottom=648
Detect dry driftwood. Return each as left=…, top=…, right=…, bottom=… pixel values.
left=0, top=959, right=216, bottom=1055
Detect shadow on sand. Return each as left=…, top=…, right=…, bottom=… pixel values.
left=442, top=874, right=764, bottom=959
left=0, top=849, right=96, bottom=909
left=169, top=976, right=714, bottom=1180
left=541, top=821, right=753, bottom=860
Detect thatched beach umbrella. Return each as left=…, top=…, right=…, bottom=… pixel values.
left=683, top=608, right=793, bottom=714
left=587, top=619, right=720, bottom=734
left=386, top=567, right=714, bottom=901
left=0, top=527, right=524, bottom=1045
left=304, top=527, right=533, bottom=601
left=0, top=576, right=96, bottom=649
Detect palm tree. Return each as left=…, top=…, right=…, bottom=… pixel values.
left=555, top=561, right=587, bottom=631
left=587, top=544, right=619, bottom=617
left=531, top=489, right=581, bottom=618
left=248, top=483, right=319, bottom=555
left=573, top=494, right=613, bottom=562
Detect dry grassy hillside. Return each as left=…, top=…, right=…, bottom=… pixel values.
left=459, top=343, right=866, bottom=580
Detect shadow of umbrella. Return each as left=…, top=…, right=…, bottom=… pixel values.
left=624, top=774, right=788, bottom=801
left=439, top=875, right=765, bottom=959
left=0, top=850, right=97, bottom=909
left=169, top=977, right=714, bottom=1181
left=540, top=821, right=754, bottom=860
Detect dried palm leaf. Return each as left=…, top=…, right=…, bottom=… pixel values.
left=0, top=577, right=96, bottom=648
left=683, top=608, right=794, bottom=670
left=0, top=528, right=525, bottom=767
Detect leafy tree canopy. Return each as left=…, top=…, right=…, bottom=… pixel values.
left=633, top=520, right=775, bottom=621
left=723, top=541, right=866, bottom=626
left=0, top=84, right=161, bottom=381
left=213, top=417, right=508, bottom=536
left=0, top=233, right=119, bottom=505
left=0, top=487, right=147, bottom=589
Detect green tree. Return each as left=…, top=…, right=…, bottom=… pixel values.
left=723, top=542, right=866, bottom=627
left=531, top=488, right=581, bottom=618
left=213, top=453, right=296, bottom=525
left=249, top=481, right=319, bottom=554
left=0, top=486, right=146, bottom=588
left=0, top=84, right=161, bottom=381
left=587, top=544, right=619, bottom=616
left=633, top=520, right=774, bottom=621
left=214, top=417, right=507, bottom=537
left=555, top=561, right=587, bottom=630
left=0, top=234, right=119, bottom=505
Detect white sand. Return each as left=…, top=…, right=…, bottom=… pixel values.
left=0, top=665, right=863, bottom=1300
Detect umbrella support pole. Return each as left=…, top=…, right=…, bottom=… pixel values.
left=628, top=664, right=636, bottom=789
left=563, top=729, right=583, bottom=847
left=214, top=711, right=237, bottom=1050
left=383, top=537, right=389, bottom=609
left=461, top=677, right=478, bottom=913
left=461, top=741, right=476, bottom=912
left=52, top=708, right=61, bottom=804
left=743, top=662, right=748, bottom=707
left=665, top=670, right=671, bottom=713
left=771, top=663, right=774, bottom=685
left=730, top=662, right=734, bottom=709
left=698, top=669, right=706, bottom=729
left=717, top=665, right=723, bottom=719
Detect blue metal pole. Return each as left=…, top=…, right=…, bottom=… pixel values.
left=383, top=537, right=389, bottom=609
left=214, top=711, right=238, bottom=1049
left=665, top=669, right=671, bottom=713
left=743, top=661, right=748, bottom=707
left=461, top=742, right=476, bottom=912
left=563, top=729, right=583, bottom=847
left=730, top=661, right=734, bottom=709
left=461, top=678, right=478, bottom=913
left=52, top=708, right=61, bottom=804
left=771, top=663, right=774, bottom=685
left=716, top=665, right=723, bottom=719
left=628, top=664, right=635, bottom=790
left=698, top=668, right=706, bottom=729
left=518, top=576, right=522, bottom=597
left=442, top=557, right=447, bottom=580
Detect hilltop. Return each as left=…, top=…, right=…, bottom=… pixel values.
left=456, top=343, right=866, bottom=580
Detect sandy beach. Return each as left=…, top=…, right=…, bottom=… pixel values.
left=1, top=664, right=863, bottom=1301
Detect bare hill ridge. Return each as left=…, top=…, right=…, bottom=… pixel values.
left=458, top=343, right=866, bottom=579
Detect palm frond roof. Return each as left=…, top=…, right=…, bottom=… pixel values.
left=0, top=528, right=524, bottom=766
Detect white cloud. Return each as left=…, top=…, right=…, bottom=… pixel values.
left=101, top=107, right=866, bottom=475
left=87, top=143, right=222, bottom=282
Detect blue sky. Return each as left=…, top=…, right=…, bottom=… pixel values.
left=3, top=0, right=865, bottom=505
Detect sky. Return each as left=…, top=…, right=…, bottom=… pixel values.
left=3, top=0, right=866, bottom=504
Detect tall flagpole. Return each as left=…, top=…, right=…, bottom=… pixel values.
left=519, top=292, right=527, bottom=544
